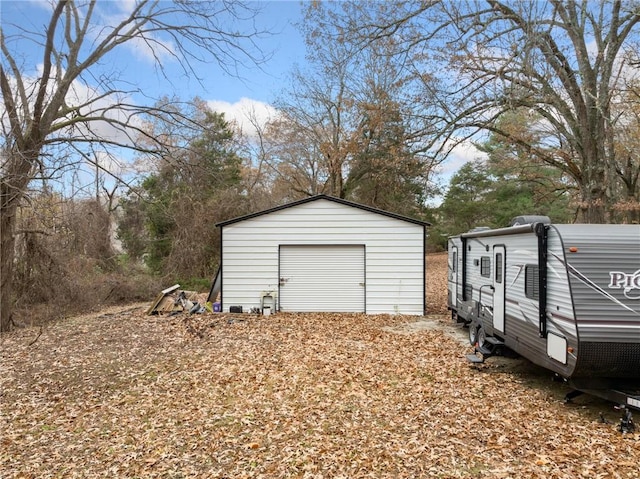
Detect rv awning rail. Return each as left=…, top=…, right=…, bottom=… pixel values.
left=460, top=223, right=537, bottom=239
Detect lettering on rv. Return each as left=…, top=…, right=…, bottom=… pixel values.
left=608, top=269, right=640, bottom=300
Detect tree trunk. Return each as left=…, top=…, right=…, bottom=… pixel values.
left=0, top=203, right=17, bottom=332
left=577, top=171, right=608, bottom=224
left=577, top=192, right=607, bottom=223
left=576, top=135, right=609, bottom=223
left=1, top=149, right=37, bottom=332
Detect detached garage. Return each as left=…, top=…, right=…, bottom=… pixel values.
left=212, top=195, right=430, bottom=315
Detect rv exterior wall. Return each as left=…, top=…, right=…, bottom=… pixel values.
left=221, top=199, right=425, bottom=315
left=447, top=222, right=640, bottom=382
left=553, top=224, right=640, bottom=344
left=449, top=228, right=579, bottom=377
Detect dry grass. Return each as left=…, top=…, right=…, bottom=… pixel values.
left=1, top=254, right=639, bottom=478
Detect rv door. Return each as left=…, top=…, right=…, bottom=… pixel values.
left=449, top=246, right=458, bottom=307
left=493, top=246, right=506, bottom=333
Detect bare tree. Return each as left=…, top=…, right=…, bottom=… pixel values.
left=610, top=80, right=640, bottom=222
left=264, top=2, right=441, bottom=209
left=0, top=0, right=270, bottom=331
left=334, top=0, right=640, bottom=222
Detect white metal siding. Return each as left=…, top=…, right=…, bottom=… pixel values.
left=279, top=245, right=365, bottom=312
left=220, top=199, right=425, bottom=314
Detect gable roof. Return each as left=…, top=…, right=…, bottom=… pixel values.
left=215, top=194, right=431, bottom=227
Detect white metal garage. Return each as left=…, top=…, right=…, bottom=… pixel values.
left=212, top=195, right=430, bottom=315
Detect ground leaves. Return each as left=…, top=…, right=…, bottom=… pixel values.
left=1, top=254, right=639, bottom=477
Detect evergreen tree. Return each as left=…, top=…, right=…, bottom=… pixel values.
left=118, top=105, right=245, bottom=279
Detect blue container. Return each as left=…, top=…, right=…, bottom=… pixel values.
left=213, top=302, right=221, bottom=312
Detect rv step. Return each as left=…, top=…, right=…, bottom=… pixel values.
left=485, top=337, right=504, bottom=346
left=476, top=345, right=494, bottom=356
left=466, top=353, right=484, bottom=364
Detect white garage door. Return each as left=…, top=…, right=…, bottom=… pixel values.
left=279, top=245, right=365, bottom=312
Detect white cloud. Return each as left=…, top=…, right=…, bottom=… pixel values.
left=436, top=138, right=488, bottom=176
left=96, top=1, right=177, bottom=65
left=207, top=97, right=278, bottom=139
left=94, top=150, right=132, bottom=178
left=125, top=34, right=177, bottom=64
left=76, top=149, right=134, bottom=184
left=52, top=70, right=140, bottom=147
left=422, top=138, right=489, bottom=207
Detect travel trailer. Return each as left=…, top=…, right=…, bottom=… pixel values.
left=447, top=217, right=640, bottom=410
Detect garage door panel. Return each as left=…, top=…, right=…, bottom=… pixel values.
left=279, top=245, right=365, bottom=312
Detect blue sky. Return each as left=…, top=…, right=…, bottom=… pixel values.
left=1, top=0, right=307, bottom=129
left=1, top=0, right=480, bottom=189
left=157, top=0, right=309, bottom=106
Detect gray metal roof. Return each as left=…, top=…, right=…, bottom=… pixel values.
left=215, top=194, right=431, bottom=227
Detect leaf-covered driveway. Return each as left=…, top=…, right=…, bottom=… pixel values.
left=2, top=306, right=638, bottom=478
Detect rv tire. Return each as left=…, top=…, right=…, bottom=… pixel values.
left=469, top=324, right=479, bottom=346
left=476, top=326, right=487, bottom=349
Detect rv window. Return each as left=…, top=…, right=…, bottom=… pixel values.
left=495, top=253, right=503, bottom=283
left=481, top=256, right=491, bottom=277
left=525, top=265, right=539, bottom=300
left=453, top=252, right=457, bottom=272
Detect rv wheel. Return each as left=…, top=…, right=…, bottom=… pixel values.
left=468, top=324, right=479, bottom=346
left=476, top=326, right=487, bottom=349
left=469, top=324, right=487, bottom=347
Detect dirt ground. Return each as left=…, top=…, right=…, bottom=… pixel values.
left=1, top=253, right=639, bottom=478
